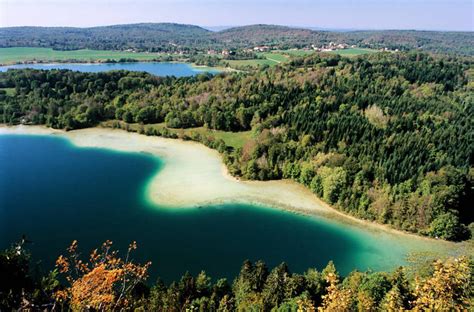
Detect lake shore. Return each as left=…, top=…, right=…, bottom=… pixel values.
left=0, top=59, right=233, bottom=74
left=189, top=63, right=237, bottom=73
left=0, top=59, right=234, bottom=74
left=0, top=124, right=467, bottom=252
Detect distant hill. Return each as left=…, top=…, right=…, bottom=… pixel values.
left=347, top=30, right=474, bottom=56
left=212, top=25, right=333, bottom=48
left=0, top=23, right=472, bottom=55
left=0, top=23, right=212, bottom=51
left=212, top=25, right=474, bottom=55
left=203, top=26, right=235, bottom=32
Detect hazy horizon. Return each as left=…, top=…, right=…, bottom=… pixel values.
left=1, top=23, right=472, bottom=33
left=1, top=0, right=472, bottom=32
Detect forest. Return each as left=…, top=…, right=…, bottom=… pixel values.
left=1, top=239, right=472, bottom=311
left=0, top=52, right=473, bottom=241
left=1, top=23, right=473, bottom=55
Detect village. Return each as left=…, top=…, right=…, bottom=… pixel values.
left=205, top=42, right=398, bottom=57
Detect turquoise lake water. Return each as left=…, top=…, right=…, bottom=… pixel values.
left=0, top=134, right=433, bottom=282
left=0, top=62, right=219, bottom=77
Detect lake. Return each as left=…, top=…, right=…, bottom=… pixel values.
left=0, top=62, right=220, bottom=77
left=0, top=134, right=444, bottom=282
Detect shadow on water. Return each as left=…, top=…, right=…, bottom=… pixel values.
left=0, top=134, right=406, bottom=282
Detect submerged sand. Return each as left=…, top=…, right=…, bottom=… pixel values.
left=1, top=125, right=468, bottom=255
left=0, top=125, right=331, bottom=213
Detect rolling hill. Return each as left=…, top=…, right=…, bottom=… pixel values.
left=0, top=23, right=472, bottom=55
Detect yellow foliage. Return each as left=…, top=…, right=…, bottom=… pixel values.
left=297, top=297, right=316, bottom=312
left=380, top=286, right=405, bottom=312
left=364, top=104, right=389, bottom=128
left=412, top=256, right=472, bottom=311
left=54, top=240, right=151, bottom=310
left=357, top=291, right=376, bottom=311
left=318, top=273, right=353, bottom=312
left=70, top=265, right=123, bottom=310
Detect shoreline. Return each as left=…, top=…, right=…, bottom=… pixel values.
left=0, top=58, right=232, bottom=73
left=0, top=124, right=466, bottom=250
left=189, top=63, right=237, bottom=73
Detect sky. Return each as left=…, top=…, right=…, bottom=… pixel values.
left=1, top=0, right=473, bottom=31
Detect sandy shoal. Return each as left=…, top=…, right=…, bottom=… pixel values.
left=2, top=124, right=468, bottom=252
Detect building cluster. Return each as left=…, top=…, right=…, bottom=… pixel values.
left=252, top=46, right=270, bottom=52
left=207, top=49, right=236, bottom=56
left=207, top=46, right=271, bottom=55
left=311, top=42, right=353, bottom=52
left=380, top=47, right=399, bottom=52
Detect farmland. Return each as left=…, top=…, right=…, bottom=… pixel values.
left=327, top=47, right=379, bottom=56
left=0, top=47, right=166, bottom=65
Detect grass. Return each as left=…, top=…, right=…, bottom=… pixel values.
left=0, top=47, right=167, bottom=65
left=226, top=59, right=278, bottom=68
left=191, top=64, right=237, bottom=73
left=327, top=48, right=378, bottom=56
left=276, top=49, right=315, bottom=57
left=257, top=52, right=289, bottom=63
left=101, top=121, right=253, bottom=149
left=184, top=127, right=252, bottom=149
left=276, top=48, right=378, bottom=57
left=226, top=52, right=290, bottom=68
left=0, top=88, right=16, bottom=96
left=224, top=48, right=375, bottom=68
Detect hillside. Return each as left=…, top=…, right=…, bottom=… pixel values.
left=0, top=23, right=212, bottom=51
left=212, top=24, right=332, bottom=48
left=0, top=23, right=473, bottom=55
left=348, top=30, right=474, bottom=56
left=214, top=25, right=474, bottom=55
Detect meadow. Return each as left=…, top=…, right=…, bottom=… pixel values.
left=0, top=88, right=15, bottom=96
left=224, top=48, right=378, bottom=68
left=276, top=49, right=315, bottom=57
left=101, top=121, right=253, bottom=149
left=0, top=47, right=378, bottom=70
left=327, top=47, right=379, bottom=56
left=0, top=47, right=165, bottom=64
left=225, top=52, right=289, bottom=68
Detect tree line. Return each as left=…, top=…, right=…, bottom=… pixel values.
left=1, top=239, right=472, bottom=311
left=0, top=51, right=472, bottom=241
left=1, top=23, right=473, bottom=55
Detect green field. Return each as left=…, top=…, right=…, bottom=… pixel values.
left=226, top=59, right=277, bottom=68
left=224, top=49, right=374, bottom=68
left=327, top=48, right=378, bottom=56
left=102, top=121, right=252, bottom=149
left=226, top=52, right=290, bottom=68
left=258, top=52, right=289, bottom=63
left=0, top=47, right=166, bottom=65
left=276, top=49, right=315, bottom=57
left=0, top=47, right=377, bottom=69
left=0, top=88, right=16, bottom=96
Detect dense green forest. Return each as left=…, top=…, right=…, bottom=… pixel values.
left=0, top=23, right=210, bottom=53
left=1, top=23, right=473, bottom=55
left=0, top=52, right=473, bottom=241
left=1, top=239, right=472, bottom=311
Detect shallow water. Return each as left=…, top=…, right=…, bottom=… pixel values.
left=0, top=134, right=446, bottom=282
left=0, top=62, right=219, bottom=77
